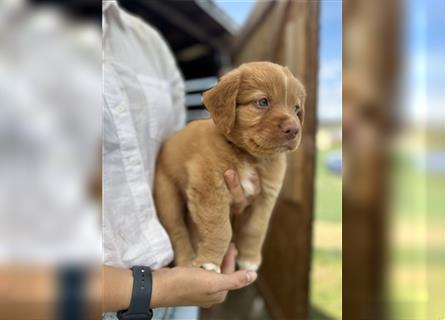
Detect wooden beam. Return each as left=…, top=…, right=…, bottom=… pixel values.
left=233, top=1, right=320, bottom=318
left=231, top=1, right=276, bottom=55
left=138, top=0, right=226, bottom=52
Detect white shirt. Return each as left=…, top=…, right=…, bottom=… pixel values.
left=0, top=2, right=102, bottom=264
left=103, top=2, right=185, bottom=269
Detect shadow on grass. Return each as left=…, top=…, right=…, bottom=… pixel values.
left=309, top=305, right=336, bottom=320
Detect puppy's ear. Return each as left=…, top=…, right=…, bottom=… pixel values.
left=202, top=69, right=241, bottom=134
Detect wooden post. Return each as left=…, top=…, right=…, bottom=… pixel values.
left=343, top=0, right=400, bottom=319
left=233, top=1, right=319, bottom=319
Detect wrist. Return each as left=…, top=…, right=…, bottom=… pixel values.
left=103, top=266, right=133, bottom=312
left=117, top=269, right=133, bottom=311
left=150, top=268, right=174, bottom=308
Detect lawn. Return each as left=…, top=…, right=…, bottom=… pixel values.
left=310, top=146, right=342, bottom=319
left=313, top=148, right=342, bottom=223
left=387, top=149, right=445, bottom=319
left=308, top=132, right=444, bottom=320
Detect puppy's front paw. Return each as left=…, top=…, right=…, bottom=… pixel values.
left=237, top=260, right=259, bottom=271
left=201, top=263, right=221, bottom=273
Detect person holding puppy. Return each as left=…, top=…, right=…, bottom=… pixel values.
left=0, top=3, right=260, bottom=320
left=103, top=2, right=260, bottom=320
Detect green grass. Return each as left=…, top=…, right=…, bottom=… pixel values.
left=309, top=138, right=445, bottom=320
left=310, top=247, right=342, bottom=319
left=313, top=148, right=342, bottom=223
left=391, top=151, right=445, bottom=221
left=388, top=150, right=445, bottom=320
left=310, top=146, right=342, bottom=319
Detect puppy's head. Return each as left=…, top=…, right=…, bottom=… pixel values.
left=203, top=62, right=306, bottom=157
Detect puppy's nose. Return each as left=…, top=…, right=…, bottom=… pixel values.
left=280, top=120, right=299, bottom=139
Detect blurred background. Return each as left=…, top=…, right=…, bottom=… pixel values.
left=0, top=0, right=443, bottom=319
left=0, top=0, right=102, bottom=264
left=343, top=0, right=445, bottom=319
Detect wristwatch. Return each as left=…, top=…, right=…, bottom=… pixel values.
left=117, top=266, right=154, bottom=320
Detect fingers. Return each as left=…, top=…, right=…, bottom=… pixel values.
left=221, top=243, right=237, bottom=274
left=224, top=169, right=248, bottom=215
left=211, top=270, right=257, bottom=293
left=224, top=168, right=261, bottom=216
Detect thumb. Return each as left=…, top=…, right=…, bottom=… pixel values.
left=213, top=270, right=257, bottom=292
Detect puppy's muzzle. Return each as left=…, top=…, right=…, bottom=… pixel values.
left=279, top=119, right=299, bottom=140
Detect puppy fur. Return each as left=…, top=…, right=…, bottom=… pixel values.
left=154, top=62, right=305, bottom=271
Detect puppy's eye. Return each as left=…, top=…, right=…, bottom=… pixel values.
left=256, top=98, right=269, bottom=108
left=294, top=105, right=303, bottom=118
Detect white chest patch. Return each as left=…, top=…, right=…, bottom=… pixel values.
left=239, top=164, right=256, bottom=197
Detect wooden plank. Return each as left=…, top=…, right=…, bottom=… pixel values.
left=231, top=1, right=276, bottom=55
left=233, top=1, right=319, bottom=319
left=137, top=0, right=226, bottom=51
left=342, top=0, right=400, bottom=318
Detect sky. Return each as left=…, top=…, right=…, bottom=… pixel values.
left=404, top=0, right=444, bottom=125
left=317, top=2, right=342, bottom=123
left=213, top=0, right=256, bottom=27
left=213, top=1, right=443, bottom=125
left=214, top=0, right=342, bottom=123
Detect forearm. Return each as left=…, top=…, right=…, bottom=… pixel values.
left=1, top=266, right=56, bottom=320
left=104, top=266, right=171, bottom=310
left=0, top=264, right=171, bottom=320
left=103, top=265, right=132, bottom=311
left=1, top=265, right=102, bottom=320
left=0, top=264, right=255, bottom=318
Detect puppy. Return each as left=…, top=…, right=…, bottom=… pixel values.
left=154, top=62, right=305, bottom=272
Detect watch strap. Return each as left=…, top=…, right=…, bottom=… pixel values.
left=117, top=266, right=153, bottom=319
left=57, top=266, right=86, bottom=320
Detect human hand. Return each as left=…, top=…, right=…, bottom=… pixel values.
left=224, top=169, right=261, bottom=215
left=151, top=244, right=256, bottom=308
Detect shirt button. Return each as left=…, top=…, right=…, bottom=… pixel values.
left=116, top=104, right=125, bottom=113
